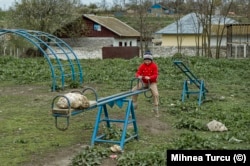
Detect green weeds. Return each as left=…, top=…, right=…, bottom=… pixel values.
left=0, top=56, right=250, bottom=165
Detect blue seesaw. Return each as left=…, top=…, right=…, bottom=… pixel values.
left=51, top=78, right=151, bottom=150
left=173, top=61, right=208, bottom=106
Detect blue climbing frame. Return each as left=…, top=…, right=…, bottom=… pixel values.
left=173, top=60, right=208, bottom=106
left=0, top=29, right=83, bottom=91
left=51, top=78, right=151, bottom=150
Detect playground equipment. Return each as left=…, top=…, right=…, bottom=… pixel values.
left=51, top=78, right=152, bottom=150
left=173, top=61, right=208, bottom=106
left=0, top=29, right=83, bottom=91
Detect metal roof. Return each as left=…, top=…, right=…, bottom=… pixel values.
left=156, top=12, right=238, bottom=34
left=83, top=14, right=140, bottom=37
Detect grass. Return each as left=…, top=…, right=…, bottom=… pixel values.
left=0, top=56, right=250, bottom=165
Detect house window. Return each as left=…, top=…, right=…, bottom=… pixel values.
left=130, top=41, right=132, bottom=46
left=124, top=42, right=127, bottom=46
left=94, top=23, right=101, bottom=31
left=119, top=42, right=122, bottom=46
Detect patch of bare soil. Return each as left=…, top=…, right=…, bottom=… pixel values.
left=22, top=117, right=170, bottom=166
left=22, top=144, right=84, bottom=166
left=138, top=116, right=172, bottom=135
left=13, top=85, right=170, bottom=166
left=22, top=143, right=117, bottom=166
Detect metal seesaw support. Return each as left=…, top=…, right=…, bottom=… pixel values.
left=174, top=60, right=208, bottom=106
left=51, top=78, right=151, bottom=149
left=91, top=98, right=138, bottom=150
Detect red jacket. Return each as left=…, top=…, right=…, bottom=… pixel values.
left=135, top=62, right=158, bottom=84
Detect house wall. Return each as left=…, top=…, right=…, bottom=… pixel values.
left=113, top=38, right=137, bottom=47
left=148, top=45, right=228, bottom=58
left=58, top=37, right=139, bottom=59
left=162, top=35, right=229, bottom=47
left=83, top=17, right=120, bottom=38
left=161, top=34, right=202, bottom=47
left=83, top=17, right=138, bottom=47
left=210, top=36, right=227, bottom=46
left=55, top=37, right=246, bottom=59
left=58, top=37, right=113, bottom=59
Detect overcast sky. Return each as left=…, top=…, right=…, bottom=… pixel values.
left=0, top=0, right=113, bottom=10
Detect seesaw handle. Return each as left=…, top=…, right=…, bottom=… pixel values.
left=130, top=77, right=152, bottom=98
left=82, top=87, right=98, bottom=101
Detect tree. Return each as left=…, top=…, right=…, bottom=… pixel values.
left=170, top=0, right=185, bottom=53
left=213, top=2, right=233, bottom=59
left=100, top=0, right=109, bottom=11
left=129, top=0, right=154, bottom=57
left=193, top=0, right=233, bottom=58
left=5, top=0, right=81, bottom=57
left=7, top=0, right=81, bottom=34
left=192, top=0, right=212, bottom=57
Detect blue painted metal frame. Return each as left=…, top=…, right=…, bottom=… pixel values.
left=182, top=79, right=206, bottom=106
left=51, top=78, right=151, bottom=149
left=0, top=29, right=83, bottom=91
left=91, top=99, right=138, bottom=150
left=174, top=60, right=208, bottom=106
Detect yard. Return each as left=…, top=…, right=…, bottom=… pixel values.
left=0, top=56, right=250, bottom=165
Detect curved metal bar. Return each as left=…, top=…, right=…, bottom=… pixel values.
left=130, top=77, right=152, bottom=98
left=51, top=95, right=72, bottom=131
left=51, top=95, right=71, bottom=110
left=70, top=90, right=83, bottom=95
left=144, top=89, right=152, bottom=98
left=130, top=77, right=145, bottom=90
left=31, top=31, right=70, bottom=89
left=82, top=87, right=98, bottom=101
left=55, top=116, right=70, bottom=131
left=0, top=29, right=58, bottom=89
left=144, top=79, right=152, bottom=98
left=26, top=30, right=75, bottom=90
left=0, top=29, right=83, bottom=91
left=32, top=30, right=83, bottom=84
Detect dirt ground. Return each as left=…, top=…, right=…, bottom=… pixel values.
left=1, top=85, right=170, bottom=166
left=23, top=118, right=170, bottom=166
left=23, top=144, right=84, bottom=166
